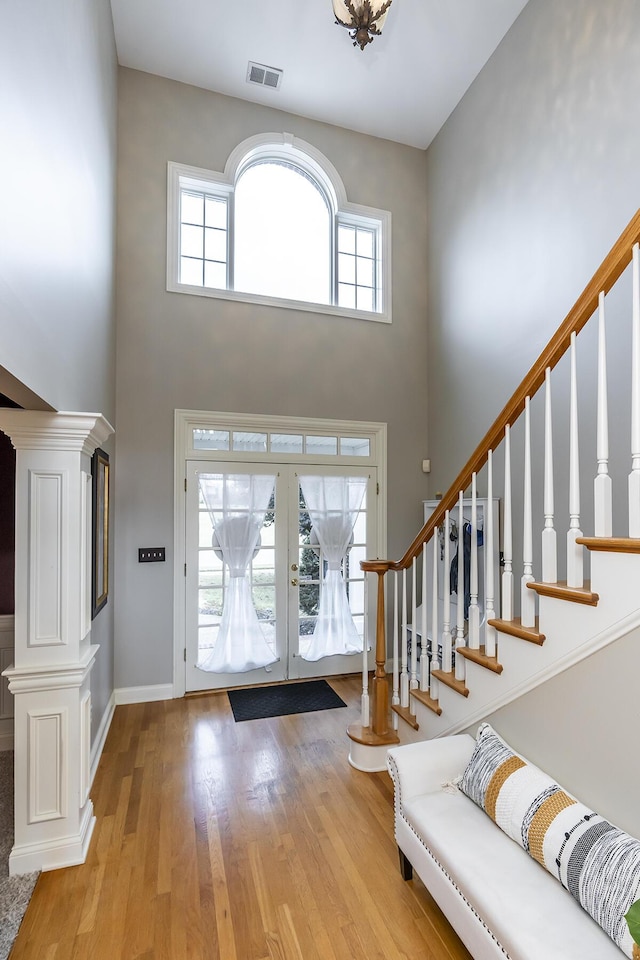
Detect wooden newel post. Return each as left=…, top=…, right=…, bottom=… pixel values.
left=371, top=563, right=390, bottom=736
left=347, top=559, right=398, bottom=753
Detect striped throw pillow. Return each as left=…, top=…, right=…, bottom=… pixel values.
left=460, top=723, right=640, bottom=958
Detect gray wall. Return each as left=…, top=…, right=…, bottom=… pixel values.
left=0, top=0, right=118, bottom=737
left=426, top=0, right=640, bottom=496
left=114, top=69, right=430, bottom=688
left=477, top=627, right=640, bottom=837
left=427, top=0, right=640, bottom=814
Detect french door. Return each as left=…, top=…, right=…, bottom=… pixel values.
left=185, top=462, right=376, bottom=692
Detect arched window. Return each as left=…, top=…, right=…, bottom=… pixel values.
left=234, top=161, right=331, bottom=305
left=167, top=134, right=391, bottom=322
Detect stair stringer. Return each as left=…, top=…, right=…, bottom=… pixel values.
left=395, top=550, right=640, bottom=743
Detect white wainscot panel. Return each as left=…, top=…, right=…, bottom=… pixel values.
left=28, top=708, right=67, bottom=823
left=80, top=692, right=91, bottom=805
left=29, top=471, right=65, bottom=646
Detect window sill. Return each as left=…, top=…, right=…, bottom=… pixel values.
left=166, top=279, right=392, bottom=325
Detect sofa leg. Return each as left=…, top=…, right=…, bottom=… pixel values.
left=398, top=847, right=413, bottom=881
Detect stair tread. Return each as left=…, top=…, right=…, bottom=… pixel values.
left=527, top=579, right=599, bottom=605
left=456, top=645, right=503, bottom=674
left=391, top=702, right=419, bottom=729
left=577, top=536, right=640, bottom=553
left=409, top=688, right=442, bottom=716
left=488, top=617, right=545, bottom=645
left=430, top=669, right=469, bottom=698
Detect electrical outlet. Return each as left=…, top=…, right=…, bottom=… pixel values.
left=138, top=547, right=166, bottom=563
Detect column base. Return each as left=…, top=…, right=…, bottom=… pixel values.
left=9, top=800, right=95, bottom=876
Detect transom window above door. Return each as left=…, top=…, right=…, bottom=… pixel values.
left=167, top=133, right=392, bottom=323
left=192, top=427, right=371, bottom=459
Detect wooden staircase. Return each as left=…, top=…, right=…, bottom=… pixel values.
left=347, top=209, right=640, bottom=771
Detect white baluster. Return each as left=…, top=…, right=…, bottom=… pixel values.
left=400, top=568, right=409, bottom=708
left=485, top=451, right=497, bottom=659
left=521, top=397, right=536, bottom=627
left=542, top=367, right=558, bottom=582
left=567, top=332, right=584, bottom=587
left=392, top=570, right=399, bottom=712
left=630, top=244, right=640, bottom=536
left=502, top=425, right=514, bottom=620
left=468, top=472, right=480, bottom=649
left=431, top=533, right=439, bottom=690
left=455, top=492, right=466, bottom=682
left=595, top=292, right=612, bottom=536
left=442, top=510, right=452, bottom=672
left=421, top=542, right=429, bottom=690
left=410, top=558, right=418, bottom=689
left=430, top=655, right=440, bottom=702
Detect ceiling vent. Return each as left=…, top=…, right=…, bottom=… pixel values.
left=247, top=61, right=283, bottom=91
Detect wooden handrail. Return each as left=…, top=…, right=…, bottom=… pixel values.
left=363, top=208, right=640, bottom=575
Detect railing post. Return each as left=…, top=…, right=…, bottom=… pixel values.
left=371, top=564, right=390, bottom=737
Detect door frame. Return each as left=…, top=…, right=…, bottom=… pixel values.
left=173, top=410, right=387, bottom=697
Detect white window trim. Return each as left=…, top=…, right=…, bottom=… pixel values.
left=172, top=409, right=388, bottom=697
left=167, top=132, right=392, bottom=324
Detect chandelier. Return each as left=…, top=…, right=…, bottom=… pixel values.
left=332, top=0, right=393, bottom=51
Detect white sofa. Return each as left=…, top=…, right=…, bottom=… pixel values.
left=387, top=736, right=624, bottom=960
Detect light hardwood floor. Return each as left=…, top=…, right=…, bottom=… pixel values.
left=11, top=676, right=472, bottom=960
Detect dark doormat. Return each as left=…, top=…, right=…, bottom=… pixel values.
left=228, top=679, right=347, bottom=722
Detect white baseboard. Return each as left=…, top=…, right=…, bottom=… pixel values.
left=9, top=801, right=95, bottom=876
left=114, top=683, right=174, bottom=705
left=90, top=692, right=115, bottom=787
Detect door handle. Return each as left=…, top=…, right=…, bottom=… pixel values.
left=290, top=578, right=299, bottom=587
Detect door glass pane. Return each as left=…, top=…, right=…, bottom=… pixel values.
left=296, top=477, right=367, bottom=662
left=196, top=473, right=277, bottom=672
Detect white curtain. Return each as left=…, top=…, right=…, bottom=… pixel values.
left=299, top=475, right=367, bottom=662
left=198, top=474, right=277, bottom=673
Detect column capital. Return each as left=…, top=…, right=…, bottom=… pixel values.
left=0, top=411, right=113, bottom=455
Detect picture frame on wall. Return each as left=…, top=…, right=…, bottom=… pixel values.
left=92, top=447, right=110, bottom=619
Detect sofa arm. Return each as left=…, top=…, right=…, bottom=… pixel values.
left=387, top=735, right=475, bottom=804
